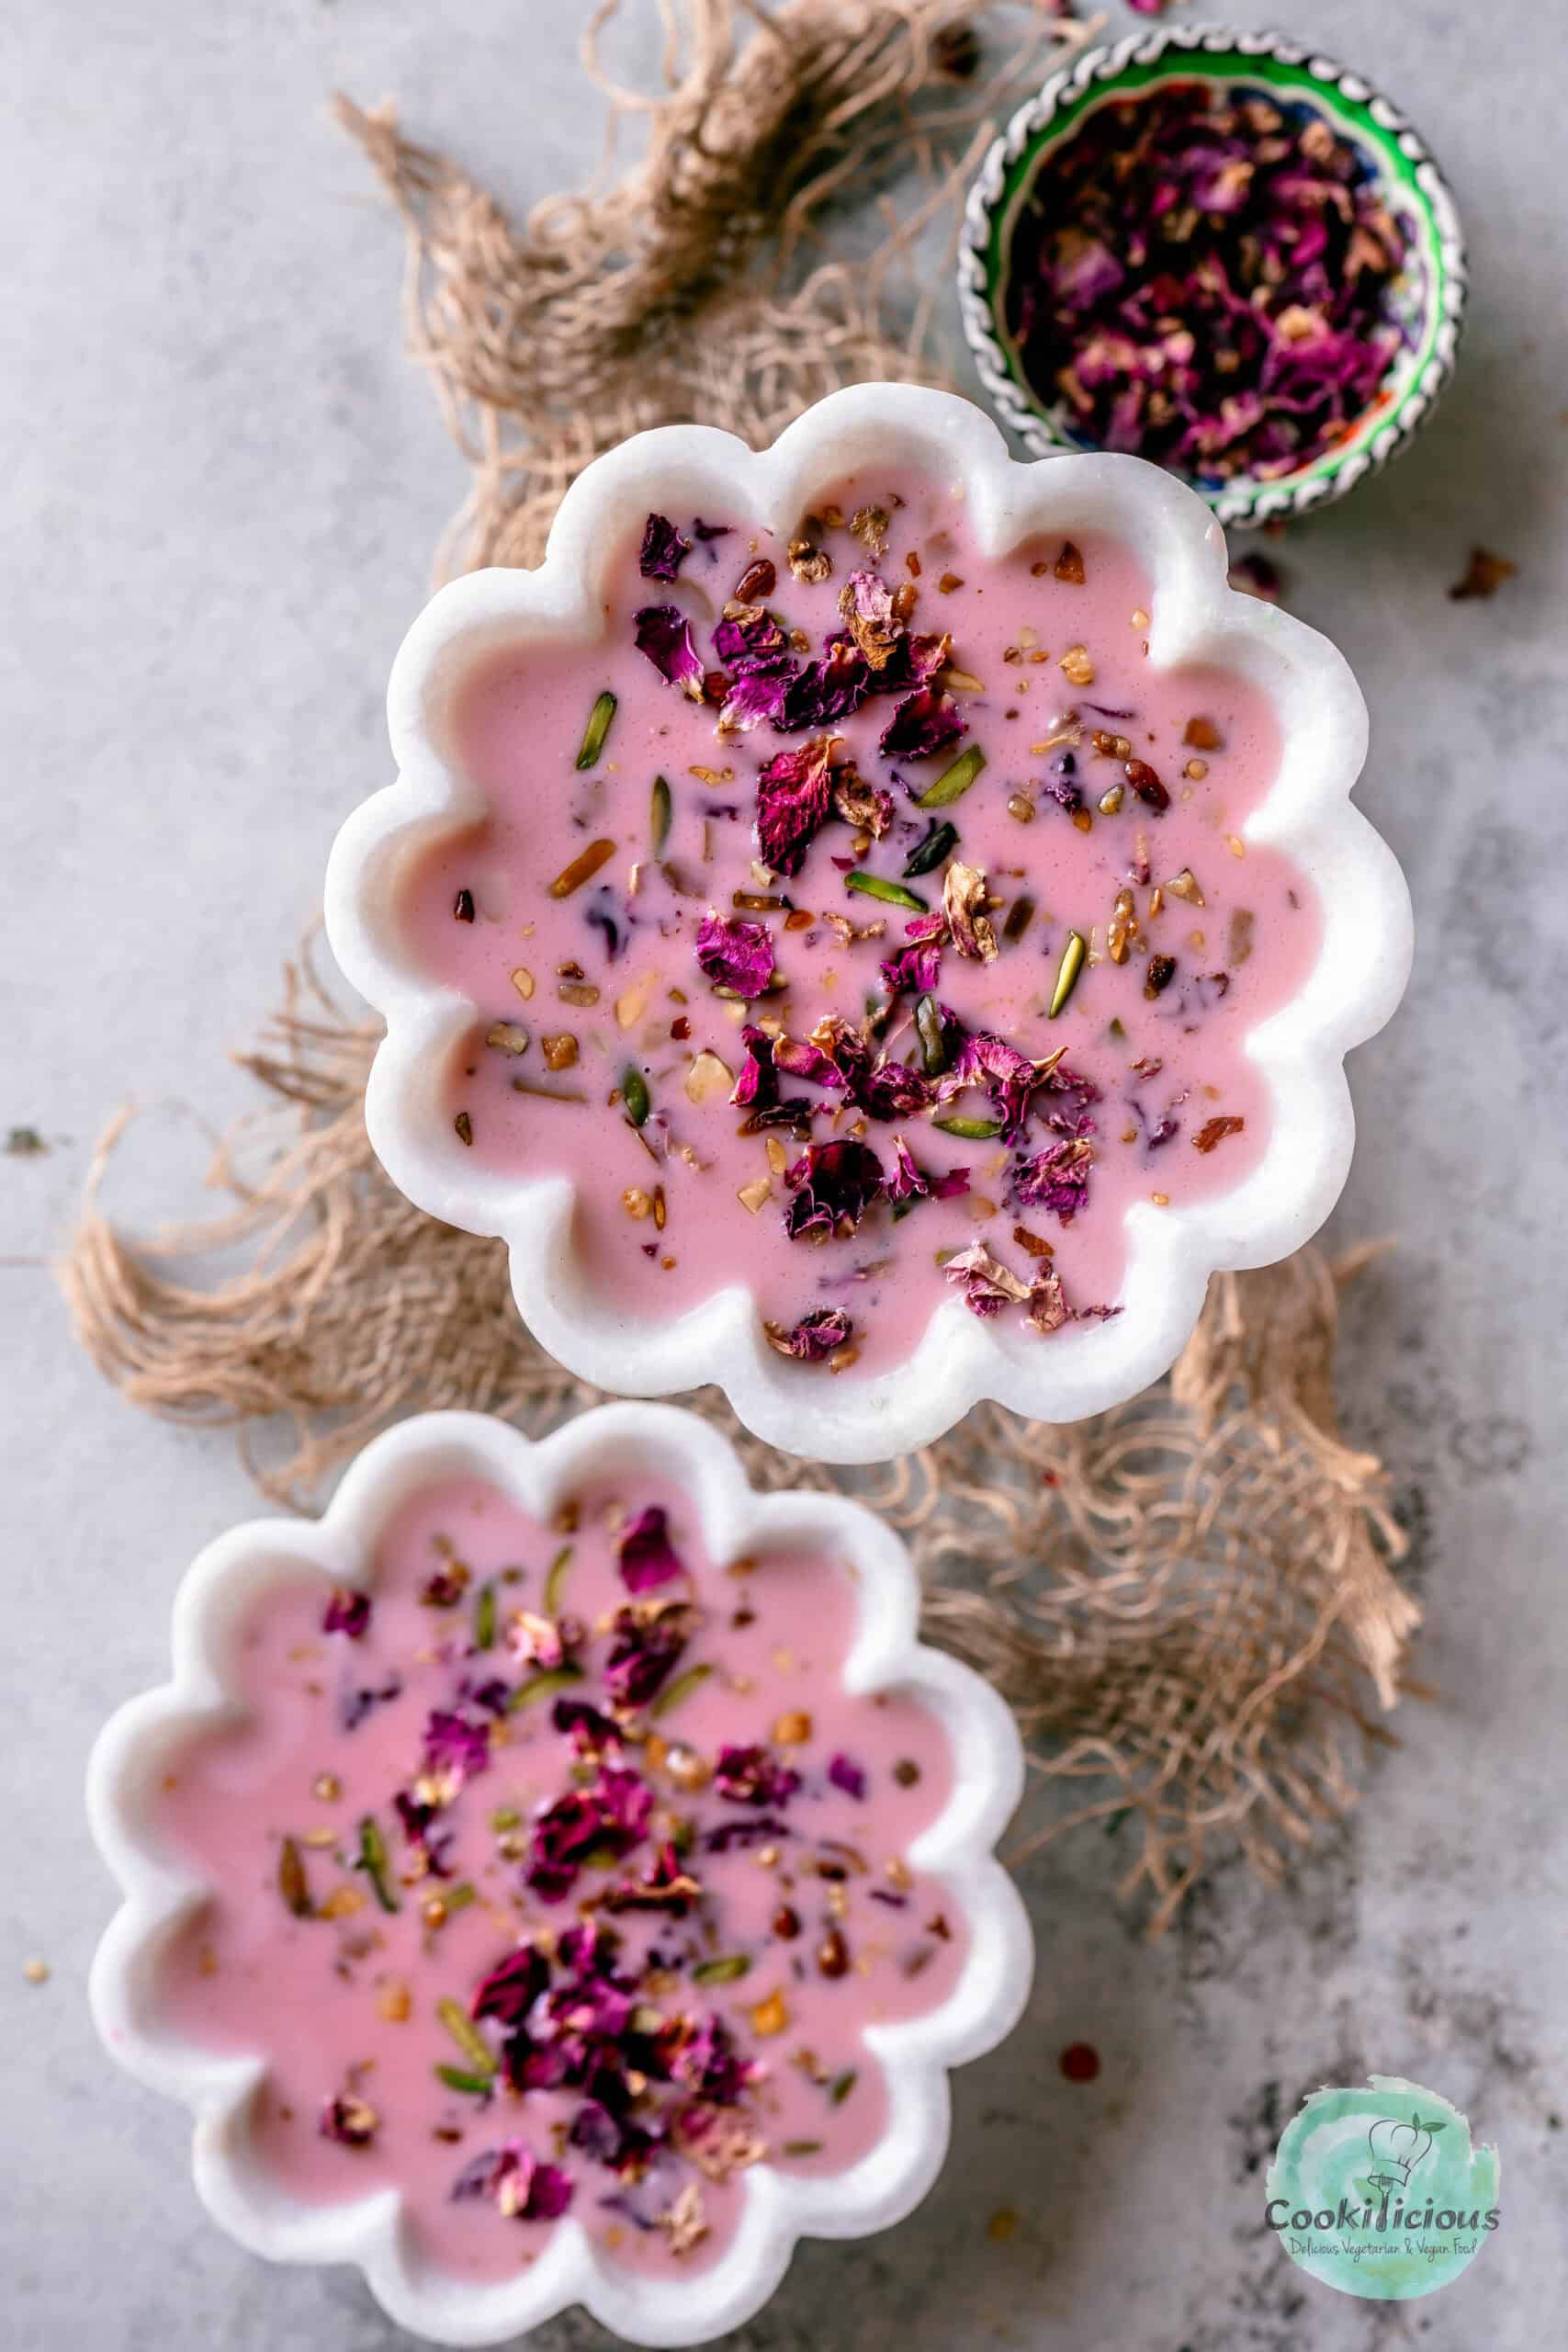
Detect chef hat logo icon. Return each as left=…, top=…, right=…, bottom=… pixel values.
left=1366, top=2110, right=1444, bottom=2188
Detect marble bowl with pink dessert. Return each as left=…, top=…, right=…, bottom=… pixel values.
left=324, top=384, right=1411, bottom=1462
left=87, top=1404, right=1030, bottom=2346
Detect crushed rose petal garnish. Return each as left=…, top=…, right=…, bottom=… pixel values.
left=397, top=473, right=1321, bottom=1374
left=151, top=1476, right=964, bottom=2280
left=1002, top=82, right=1413, bottom=485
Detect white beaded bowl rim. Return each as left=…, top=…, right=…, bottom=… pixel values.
left=322, top=382, right=1412, bottom=1464
left=956, top=22, right=1468, bottom=528
left=86, top=1402, right=1032, bottom=2347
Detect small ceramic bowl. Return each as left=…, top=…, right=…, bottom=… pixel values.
left=958, top=22, right=1467, bottom=528
left=87, top=1403, right=1031, bottom=2347
left=324, top=382, right=1411, bottom=1462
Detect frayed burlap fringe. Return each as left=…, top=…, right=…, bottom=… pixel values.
left=333, top=0, right=1093, bottom=579
left=60, top=0, right=1420, bottom=1930
left=62, top=946, right=1417, bottom=1935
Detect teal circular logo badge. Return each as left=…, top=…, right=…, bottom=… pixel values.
left=1266, top=2076, right=1500, bottom=2300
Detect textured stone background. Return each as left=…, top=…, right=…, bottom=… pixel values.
left=2, top=3, right=1562, bottom=2346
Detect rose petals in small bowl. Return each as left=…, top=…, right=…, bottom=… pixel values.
left=959, top=23, right=1466, bottom=526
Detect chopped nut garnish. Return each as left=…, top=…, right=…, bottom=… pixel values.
left=1058, top=645, right=1094, bottom=686
left=485, top=1022, right=530, bottom=1055
left=1165, top=867, right=1205, bottom=906
left=1107, top=888, right=1137, bottom=965
left=1194, top=1114, right=1246, bottom=1154
left=737, top=1176, right=772, bottom=1214
left=684, top=1048, right=733, bottom=1103
left=541, top=1034, right=579, bottom=1071
left=377, top=1979, right=412, bottom=2023
left=749, top=1988, right=791, bottom=2037
left=453, top=1111, right=474, bottom=1148
left=1098, top=783, right=1124, bottom=814
left=788, top=537, right=831, bottom=585
left=849, top=504, right=889, bottom=555
left=1054, top=540, right=1086, bottom=584
left=773, top=1710, right=813, bottom=1745
left=1006, top=791, right=1035, bottom=824
left=1183, top=715, right=1222, bottom=751
left=510, top=966, right=536, bottom=1001
left=623, top=1188, right=653, bottom=1220
left=22, top=1958, right=50, bottom=1985
left=312, top=1772, right=342, bottom=1803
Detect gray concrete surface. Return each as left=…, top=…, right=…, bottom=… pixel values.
left=2, top=3, right=1563, bottom=2346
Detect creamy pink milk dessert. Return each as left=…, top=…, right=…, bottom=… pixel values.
left=397, top=477, right=1320, bottom=1375
left=152, top=1474, right=965, bottom=2280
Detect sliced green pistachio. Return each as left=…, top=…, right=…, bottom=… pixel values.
left=650, top=1661, right=714, bottom=1720
left=434, top=2064, right=492, bottom=2097
left=692, top=1953, right=751, bottom=1985
left=828, top=2068, right=859, bottom=2105
left=542, top=1544, right=573, bottom=1617
left=437, top=1996, right=496, bottom=2076
left=914, top=993, right=950, bottom=1076
left=508, top=1661, right=585, bottom=1712
left=650, top=773, right=673, bottom=855
left=846, top=871, right=928, bottom=912
left=548, top=838, right=615, bottom=899
left=443, top=1882, right=478, bottom=1916
left=575, top=690, right=616, bottom=771
left=1048, top=929, right=1088, bottom=1017
left=933, top=1114, right=1001, bottom=1140
left=916, top=744, right=987, bottom=808
left=902, top=820, right=958, bottom=878
left=782, top=2138, right=825, bottom=2157
left=622, top=1066, right=651, bottom=1126
left=357, top=1815, right=400, bottom=1915
left=473, top=1582, right=497, bottom=1651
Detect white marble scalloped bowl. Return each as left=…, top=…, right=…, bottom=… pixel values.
left=87, top=1404, right=1032, bottom=2347
left=323, top=385, right=1412, bottom=1464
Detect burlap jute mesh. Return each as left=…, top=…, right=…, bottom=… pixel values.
left=59, top=0, right=1419, bottom=1935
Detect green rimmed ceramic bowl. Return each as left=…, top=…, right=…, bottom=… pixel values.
left=957, top=22, right=1467, bottom=528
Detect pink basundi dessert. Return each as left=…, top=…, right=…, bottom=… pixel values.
left=396, top=479, right=1321, bottom=1378
left=151, top=1474, right=966, bottom=2282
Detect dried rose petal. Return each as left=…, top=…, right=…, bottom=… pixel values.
left=936, top=1031, right=1043, bottom=1141
left=639, top=513, right=693, bottom=582
left=943, top=1239, right=1033, bottom=1318
left=470, top=1942, right=550, bottom=2027
left=837, top=570, right=900, bottom=669
left=831, top=763, right=895, bottom=837
left=322, top=1589, right=370, bottom=1639
left=1004, top=82, right=1410, bottom=485
left=617, top=1505, right=686, bottom=1594
left=782, top=1138, right=885, bottom=1241
left=715, top=1745, right=804, bottom=1804
left=879, top=911, right=946, bottom=996
left=828, top=1752, right=867, bottom=1801
left=878, top=685, right=965, bottom=761
left=634, top=604, right=706, bottom=699
left=423, top=1708, right=491, bottom=1782
left=712, top=605, right=792, bottom=670
left=695, top=910, right=775, bottom=998
left=1012, top=1136, right=1095, bottom=1224
left=888, top=1133, right=970, bottom=1206
left=755, top=735, right=834, bottom=877
left=452, top=2142, right=575, bottom=2222
left=942, top=860, right=998, bottom=963
left=320, top=2093, right=378, bottom=2148
left=779, top=639, right=872, bottom=731
left=762, top=1306, right=853, bottom=1363
left=604, top=1602, right=690, bottom=1707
